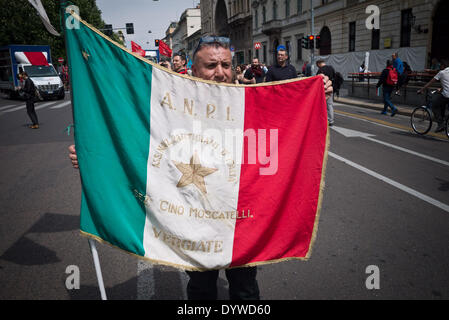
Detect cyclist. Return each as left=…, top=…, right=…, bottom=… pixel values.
left=417, top=59, right=449, bottom=133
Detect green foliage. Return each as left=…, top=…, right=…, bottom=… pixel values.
left=0, top=0, right=106, bottom=62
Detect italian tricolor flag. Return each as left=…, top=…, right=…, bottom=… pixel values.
left=66, top=12, right=329, bottom=271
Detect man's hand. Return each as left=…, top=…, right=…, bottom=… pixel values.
left=318, top=74, right=333, bottom=99
left=68, top=144, right=79, bottom=169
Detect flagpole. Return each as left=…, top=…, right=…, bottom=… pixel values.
left=88, top=239, right=108, bottom=300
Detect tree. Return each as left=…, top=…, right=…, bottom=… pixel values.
left=0, top=0, right=105, bottom=61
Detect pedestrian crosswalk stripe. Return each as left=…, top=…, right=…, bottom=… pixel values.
left=2, top=104, right=26, bottom=113
left=0, top=100, right=71, bottom=115
left=50, top=101, right=71, bottom=109
left=0, top=104, right=20, bottom=111
left=35, top=101, right=59, bottom=110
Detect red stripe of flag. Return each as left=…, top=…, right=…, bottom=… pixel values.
left=231, top=76, right=328, bottom=267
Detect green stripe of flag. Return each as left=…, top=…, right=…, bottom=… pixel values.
left=66, top=14, right=152, bottom=256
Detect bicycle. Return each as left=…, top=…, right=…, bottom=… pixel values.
left=411, top=90, right=449, bottom=138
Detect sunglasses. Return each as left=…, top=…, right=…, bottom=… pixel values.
left=193, top=36, right=231, bottom=58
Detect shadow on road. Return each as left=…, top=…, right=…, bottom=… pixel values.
left=0, top=213, right=78, bottom=266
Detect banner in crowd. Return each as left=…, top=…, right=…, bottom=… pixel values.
left=65, top=11, right=329, bottom=271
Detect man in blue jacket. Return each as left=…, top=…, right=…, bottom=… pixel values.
left=392, top=53, right=405, bottom=95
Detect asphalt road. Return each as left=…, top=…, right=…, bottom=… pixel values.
left=0, top=94, right=448, bottom=300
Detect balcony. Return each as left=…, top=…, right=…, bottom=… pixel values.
left=228, top=12, right=252, bottom=27
left=262, top=19, right=282, bottom=35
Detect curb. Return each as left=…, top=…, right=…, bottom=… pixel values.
left=334, top=97, right=415, bottom=117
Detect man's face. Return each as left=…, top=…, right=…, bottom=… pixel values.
left=192, top=46, right=233, bottom=83
left=173, top=56, right=185, bottom=71
left=252, top=58, right=259, bottom=67
left=277, top=50, right=288, bottom=65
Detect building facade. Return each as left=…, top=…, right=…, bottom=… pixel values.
left=202, top=0, right=448, bottom=74
left=162, top=22, right=178, bottom=51
left=200, top=0, right=254, bottom=65
left=170, top=7, right=202, bottom=57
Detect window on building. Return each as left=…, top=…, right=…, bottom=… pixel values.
left=349, top=21, right=356, bottom=52
left=273, top=1, right=277, bottom=20
left=322, top=0, right=329, bottom=4
left=371, top=28, right=380, bottom=50
left=285, top=0, right=290, bottom=17
left=297, top=37, right=302, bottom=61
left=255, top=9, right=258, bottom=28
left=263, top=44, right=267, bottom=63
left=319, top=26, right=332, bottom=55
left=297, top=0, right=302, bottom=14
left=400, top=9, right=412, bottom=47
left=262, top=6, right=266, bottom=23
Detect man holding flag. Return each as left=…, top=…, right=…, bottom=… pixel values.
left=68, top=34, right=333, bottom=299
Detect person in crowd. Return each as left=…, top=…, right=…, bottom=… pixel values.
left=418, top=59, right=449, bottom=133
left=244, top=58, right=265, bottom=84
left=234, top=65, right=245, bottom=84
left=376, top=60, right=398, bottom=117
left=172, top=53, right=188, bottom=75
left=431, top=58, right=440, bottom=71
left=302, top=61, right=308, bottom=75
left=265, top=45, right=297, bottom=82
left=159, top=60, right=171, bottom=70
left=316, top=60, right=336, bottom=126
left=392, top=53, right=404, bottom=96
left=359, top=62, right=366, bottom=82
left=22, top=72, right=39, bottom=129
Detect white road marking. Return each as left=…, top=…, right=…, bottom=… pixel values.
left=50, top=101, right=71, bottom=109
left=332, top=126, right=449, bottom=167
left=0, top=104, right=20, bottom=111
left=1, top=104, right=26, bottom=113
left=0, top=100, right=70, bottom=115
left=329, top=152, right=449, bottom=213
left=35, top=101, right=59, bottom=110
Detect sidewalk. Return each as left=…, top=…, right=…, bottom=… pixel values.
left=334, top=95, right=416, bottom=117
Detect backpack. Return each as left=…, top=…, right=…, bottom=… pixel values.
left=334, top=72, right=344, bottom=90
left=403, top=61, right=412, bottom=74
left=386, top=67, right=398, bottom=86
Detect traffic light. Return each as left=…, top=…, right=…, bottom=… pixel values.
left=104, top=24, right=113, bottom=36
left=308, top=35, right=315, bottom=49
left=315, top=35, right=321, bottom=49
left=301, top=36, right=309, bottom=49
left=126, top=23, right=134, bottom=34
left=155, top=39, right=160, bottom=47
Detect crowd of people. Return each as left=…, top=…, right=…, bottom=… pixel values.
left=374, top=53, right=449, bottom=132
left=158, top=44, right=338, bottom=126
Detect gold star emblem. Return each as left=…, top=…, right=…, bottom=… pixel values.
left=173, top=152, right=218, bottom=195
left=82, top=50, right=90, bottom=61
